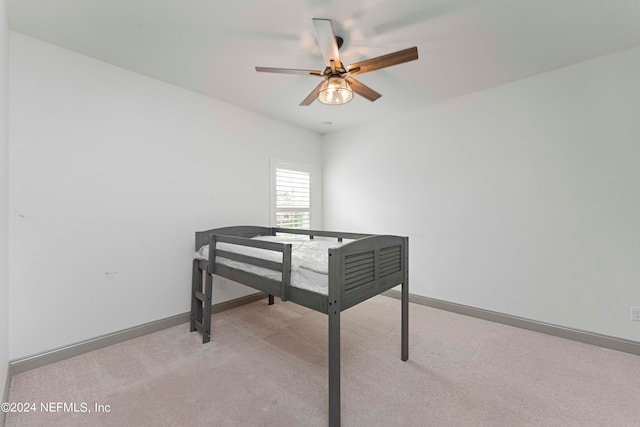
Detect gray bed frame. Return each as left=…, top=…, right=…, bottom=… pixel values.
left=190, top=226, right=409, bottom=427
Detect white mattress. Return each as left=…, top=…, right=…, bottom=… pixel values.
left=195, top=235, right=350, bottom=295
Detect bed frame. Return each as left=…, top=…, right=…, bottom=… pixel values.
left=190, top=226, right=409, bottom=427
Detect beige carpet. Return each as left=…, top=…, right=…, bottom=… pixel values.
left=6, top=295, right=640, bottom=426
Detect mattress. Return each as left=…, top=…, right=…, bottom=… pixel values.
left=195, top=235, right=350, bottom=295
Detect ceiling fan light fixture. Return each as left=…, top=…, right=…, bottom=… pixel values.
left=318, top=76, right=353, bottom=105
left=255, top=19, right=418, bottom=106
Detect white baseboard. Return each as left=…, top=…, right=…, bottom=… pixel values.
left=383, top=290, right=640, bottom=356
left=9, top=292, right=267, bottom=376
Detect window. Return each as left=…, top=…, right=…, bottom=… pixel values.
left=271, top=159, right=311, bottom=229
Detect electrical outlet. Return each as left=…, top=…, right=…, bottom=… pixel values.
left=631, top=306, right=640, bottom=322
left=220, top=279, right=227, bottom=290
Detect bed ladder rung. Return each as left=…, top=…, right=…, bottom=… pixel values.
left=194, top=291, right=206, bottom=302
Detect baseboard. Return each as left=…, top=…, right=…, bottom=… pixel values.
left=382, top=290, right=640, bottom=356
left=9, top=292, right=267, bottom=376
left=1, top=364, right=9, bottom=426
left=11, top=290, right=637, bottom=380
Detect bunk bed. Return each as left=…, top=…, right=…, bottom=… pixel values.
left=190, top=226, right=409, bottom=427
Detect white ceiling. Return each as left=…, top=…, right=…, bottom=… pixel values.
left=7, top=0, right=640, bottom=134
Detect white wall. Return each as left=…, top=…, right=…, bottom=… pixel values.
left=8, top=33, right=323, bottom=359
left=323, top=46, right=640, bottom=342
left=0, top=0, right=10, bottom=399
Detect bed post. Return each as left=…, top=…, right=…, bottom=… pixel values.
left=282, top=243, right=292, bottom=302
left=401, top=237, right=409, bottom=362
left=202, top=274, right=212, bottom=343
left=328, top=308, right=340, bottom=427
left=269, top=225, right=278, bottom=304
left=327, top=248, right=341, bottom=427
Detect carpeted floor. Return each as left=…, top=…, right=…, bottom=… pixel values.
left=5, top=295, right=640, bottom=426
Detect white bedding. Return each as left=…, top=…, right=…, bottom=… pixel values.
left=195, top=235, right=350, bottom=295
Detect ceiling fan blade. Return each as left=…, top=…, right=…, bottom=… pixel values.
left=346, top=77, right=382, bottom=102
left=312, top=18, right=341, bottom=68
left=348, top=47, right=418, bottom=76
left=256, top=66, right=323, bottom=76
left=299, top=81, right=325, bottom=106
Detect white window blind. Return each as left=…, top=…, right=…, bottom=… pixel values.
left=275, top=167, right=310, bottom=229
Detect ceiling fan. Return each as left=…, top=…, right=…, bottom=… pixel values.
left=255, top=18, right=419, bottom=106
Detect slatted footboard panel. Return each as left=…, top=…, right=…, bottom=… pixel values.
left=344, top=251, right=375, bottom=292
left=333, top=236, right=408, bottom=311
left=380, top=245, right=402, bottom=277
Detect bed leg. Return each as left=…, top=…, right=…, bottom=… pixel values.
left=401, top=280, right=409, bottom=362
left=268, top=294, right=274, bottom=305
left=202, top=274, right=212, bottom=344
left=328, top=306, right=340, bottom=427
